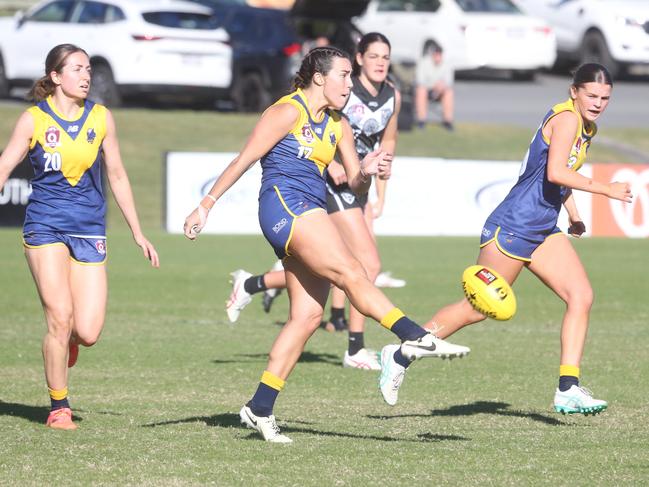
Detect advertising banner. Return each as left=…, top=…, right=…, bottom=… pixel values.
left=165, top=152, right=646, bottom=238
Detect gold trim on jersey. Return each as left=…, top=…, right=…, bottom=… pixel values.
left=540, top=98, right=596, bottom=173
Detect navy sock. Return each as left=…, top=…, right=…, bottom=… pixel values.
left=559, top=375, right=579, bottom=392
left=330, top=307, right=345, bottom=322
left=391, top=317, right=428, bottom=342
left=348, top=332, right=364, bottom=356
left=249, top=383, right=279, bottom=417
left=393, top=348, right=412, bottom=369
left=51, top=397, right=70, bottom=411
left=244, top=275, right=267, bottom=295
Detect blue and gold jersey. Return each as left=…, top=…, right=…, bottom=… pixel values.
left=259, top=89, right=343, bottom=207
left=488, top=98, right=596, bottom=241
left=23, top=97, right=107, bottom=235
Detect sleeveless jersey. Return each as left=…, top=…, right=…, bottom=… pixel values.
left=259, top=89, right=343, bottom=207
left=487, top=98, right=596, bottom=240
left=24, top=97, right=108, bottom=235
left=341, top=77, right=395, bottom=158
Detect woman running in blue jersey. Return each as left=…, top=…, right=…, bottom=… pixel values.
left=183, top=46, right=469, bottom=443
left=225, top=33, right=404, bottom=371
left=384, top=63, right=633, bottom=414
left=0, top=44, right=159, bottom=430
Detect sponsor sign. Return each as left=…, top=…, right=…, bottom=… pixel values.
left=0, top=157, right=33, bottom=227
left=164, top=153, right=646, bottom=238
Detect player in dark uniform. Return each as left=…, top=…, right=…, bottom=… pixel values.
left=184, top=46, right=469, bottom=443
left=383, top=63, right=633, bottom=414
left=225, top=34, right=407, bottom=371
left=0, top=44, right=158, bottom=430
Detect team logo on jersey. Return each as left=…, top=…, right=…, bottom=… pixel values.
left=329, top=131, right=336, bottom=146
left=45, top=126, right=61, bottom=148
left=341, top=192, right=356, bottom=205
left=95, top=240, right=106, bottom=255
left=86, top=128, right=97, bottom=144
left=567, top=154, right=578, bottom=169
left=67, top=124, right=79, bottom=133
left=301, top=124, right=314, bottom=143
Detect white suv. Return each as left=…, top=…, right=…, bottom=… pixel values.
left=354, top=0, right=556, bottom=77
left=513, top=0, right=649, bottom=77
left=0, top=0, right=232, bottom=105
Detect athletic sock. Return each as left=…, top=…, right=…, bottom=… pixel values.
left=380, top=308, right=427, bottom=342
left=329, top=307, right=345, bottom=322
left=249, top=370, right=284, bottom=417
left=348, top=332, right=364, bottom=356
left=559, top=365, right=580, bottom=392
left=49, top=387, right=70, bottom=411
left=244, top=275, right=267, bottom=295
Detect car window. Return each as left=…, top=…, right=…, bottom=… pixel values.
left=455, top=0, right=520, bottom=13
left=377, top=0, right=441, bottom=12
left=105, top=5, right=125, bottom=22
left=75, top=1, right=108, bottom=24
left=142, top=11, right=219, bottom=29
left=29, top=0, right=75, bottom=22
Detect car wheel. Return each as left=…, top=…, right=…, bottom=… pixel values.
left=89, top=63, right=122, bottom=107
left=233, top=72, right=271, bottom=113
left=580, top=30, right=619, bottom=78
left=0, top=53, right=10, bottom=98
left=511, top=70, right=536, bottom=82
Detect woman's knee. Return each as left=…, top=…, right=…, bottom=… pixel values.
left=565, top=284, right=594, bottom=313
left=45, top=307, right=73, bottom=336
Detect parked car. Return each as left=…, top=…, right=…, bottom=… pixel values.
left=513, top=0, right=649, bottom=78
left=354, top=0, right=557, bottom=79
left=190, top=0, right=302, bottom=112
left=0, top=0, right=232, bottom=106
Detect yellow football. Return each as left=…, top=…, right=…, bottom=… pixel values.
left=462, top=265, right=516, bottom=321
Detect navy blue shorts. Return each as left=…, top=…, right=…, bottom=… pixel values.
left=258, top=186, right=326, bottom=259
left=479, top=221, right=561, bottom=262
left=23, top=231, right=107, bottom=264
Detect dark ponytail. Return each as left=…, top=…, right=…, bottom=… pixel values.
left=352, top=32, right=391, bottom=77
left=27, top=43, right=89, bottom=101
left=293, top=46, right=350, bottom=90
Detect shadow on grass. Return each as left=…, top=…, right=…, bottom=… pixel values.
left=0, top=399, right=87, bottom=425
left=368, top=401, right=567, bottom=426
left=142, top=413, right=469, bottom=443
left=211, top=351, right=340, bottom=366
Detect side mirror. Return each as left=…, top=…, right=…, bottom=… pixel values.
left=14, top=10, right=27, bottom=28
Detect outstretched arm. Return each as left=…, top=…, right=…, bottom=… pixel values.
left=545, top=111, right=632, bottom=202
left=103, top=109, right=159, bottom=267
left=184, top=103, right=299, bottom=239
left=0, top=112, right=33, bottom=191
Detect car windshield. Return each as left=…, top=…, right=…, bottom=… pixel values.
left=455, top=0, right=520, bottom=13
left=142, top=11, right=220, bottom=29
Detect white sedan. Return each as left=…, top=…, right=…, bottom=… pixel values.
left=0, top=0, right=232, bottom=106
left=355, top=0, right=557, bottom=78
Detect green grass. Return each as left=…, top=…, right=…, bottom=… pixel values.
left=1, top=104, right=649, bottom=485
left=1, top=231, right=648, bottom=485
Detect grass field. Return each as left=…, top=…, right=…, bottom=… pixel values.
left=1, top=105, right=648, bottom=485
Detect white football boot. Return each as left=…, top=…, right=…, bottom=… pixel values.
left=374, top=271, right=406, bottom=288
left=554, top=385, right=608, bottom=415
left=343, top=348, right=381, bottom=371
left=379, top=344, right=406, bottom=406
left=400, top=332, right=470, bottom=361
left=226, top=269, right=252, bottom=323
left=239, top=405, right=293, bottom=443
